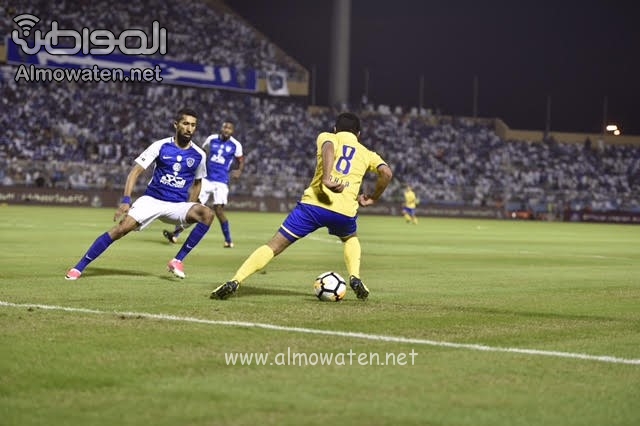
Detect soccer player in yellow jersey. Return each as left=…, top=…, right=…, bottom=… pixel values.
left=402, top=184, right=419, bottom=224
left=211, top=112, right=393, bottom=300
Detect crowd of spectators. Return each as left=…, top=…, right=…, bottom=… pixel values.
left=2, top=62, right=639, bottom=214
left=2, top=1, right=639, bottom=214
left=2, top=0, right=305, bottom=79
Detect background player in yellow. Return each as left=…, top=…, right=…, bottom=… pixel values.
left=211, top=112, right=393, bottom=300
left=402, top=184, right=419, bottom=224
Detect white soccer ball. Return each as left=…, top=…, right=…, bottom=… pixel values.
left=313, top=271, right=347, bottom=302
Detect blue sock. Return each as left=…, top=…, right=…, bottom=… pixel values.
left=221, top=220, right=231, bottom=243
left=175, top=222, right=210, bottom=261
left=74, top=232, right=114, bottom=271
left=174, top=224, right=185, bottom=237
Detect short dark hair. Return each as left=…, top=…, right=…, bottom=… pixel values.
left=334, top=112, right=361, bottom=135
left=175, top=108, right=198, bottom=122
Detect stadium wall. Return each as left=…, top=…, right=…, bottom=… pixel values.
left=4, top=186, right=639, bottom=224
left=0, top=186, right=502, bottom=219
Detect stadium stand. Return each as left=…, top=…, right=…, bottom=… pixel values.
left=2, top=1, right=639, bottom=215
left=1, top=0, right=304, bottom=77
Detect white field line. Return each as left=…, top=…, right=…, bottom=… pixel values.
left=1, top=300, right=638, bottom=366
left=307, top=235, right=342, bottom=244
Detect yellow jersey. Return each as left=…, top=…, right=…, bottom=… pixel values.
left=404, top=189, right=417, bottom=209
left=300, top=131, right=387, bottom=217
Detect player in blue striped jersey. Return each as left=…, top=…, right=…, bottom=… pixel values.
left=163, top=121, right=244, bottom=248
left=65, top=108, right=214, bottom=281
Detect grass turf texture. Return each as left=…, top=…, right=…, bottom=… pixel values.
left=0, top=205, right=639, bottom=426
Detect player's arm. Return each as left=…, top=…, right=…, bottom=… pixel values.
left=358, top=164, right=393, bottom=207
left=320, top=140, right=344, bottom=193
left=189, top=179, right=202, bottom=203
left=231, top=156, right=245, bottom=179
left=201, top=136, right=213, bottom=150
left=114, top=163, right=145, bottom=221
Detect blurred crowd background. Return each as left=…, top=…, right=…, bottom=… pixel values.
left=2, top=0, right=639, bottom=216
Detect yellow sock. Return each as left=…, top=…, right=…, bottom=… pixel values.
left=232, top=245, right=274, bottom=283
left=403, top=213, right=411, bottom=222
left=413, top=217, right=418, bottom=224
left=343, top=237, right=361, bottom=278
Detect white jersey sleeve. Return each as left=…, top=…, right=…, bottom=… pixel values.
left=135, top=138, right=171, bottom=169
left=193, top=144, right=207, bottom=179
left=230, top=136, right=243, bottom=157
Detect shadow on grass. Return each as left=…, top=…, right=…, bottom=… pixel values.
left=233, top=285, right=309, bottom=297
left=80, top=267, right=159, bottom=279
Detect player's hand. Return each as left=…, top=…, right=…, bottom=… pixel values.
left=322, top=178, right=345, bottom=193
left=358, top=194, right=375, bottom=207
left=114, top=203, right=130, bottom=222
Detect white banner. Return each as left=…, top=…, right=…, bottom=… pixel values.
left=266, top=71, right=289, bottom=96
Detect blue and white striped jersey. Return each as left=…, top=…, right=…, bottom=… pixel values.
left=135, top=137, right=207, bottom=202
left=202, top=134, right=243, bottom=185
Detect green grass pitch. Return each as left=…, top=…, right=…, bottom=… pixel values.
left=1, top=205, right=639, bottom=426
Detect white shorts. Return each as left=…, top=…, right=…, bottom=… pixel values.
left=198, top=180, right=229, bottom=205
left=127, top=195, right=197, bottom=230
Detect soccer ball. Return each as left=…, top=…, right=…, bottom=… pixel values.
left=313, top=271, right=347, bottom=302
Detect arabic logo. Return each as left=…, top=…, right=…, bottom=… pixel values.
left=13, top=14, right=39, bottom=37
left=11, top=13, right=167, bottom=56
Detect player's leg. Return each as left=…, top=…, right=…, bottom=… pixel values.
left=210, top=232, right=292, bottom=300
left=213, top=204, right=233, bottom=247
left=163, top=183, right=210, bottom=243
left=340, top=234, right=369, bottom=300
left=341, top=234, right=361, bottom=279
left=234, top=232, right=291, bottom=282
left=167, top=203, right=214, bottom=278
left=332, top=216, right=369, bottom=301
left=212, top=182, right=233, bottom=247
left=65, top=213, right=139, bottom=280
left=402, top=206, right=412, bottom=223
left=170, top=223, right=189, bottom=239
left=163, top=225, right=183, bottom=244
left=211, top=202, right=318, bottom=299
